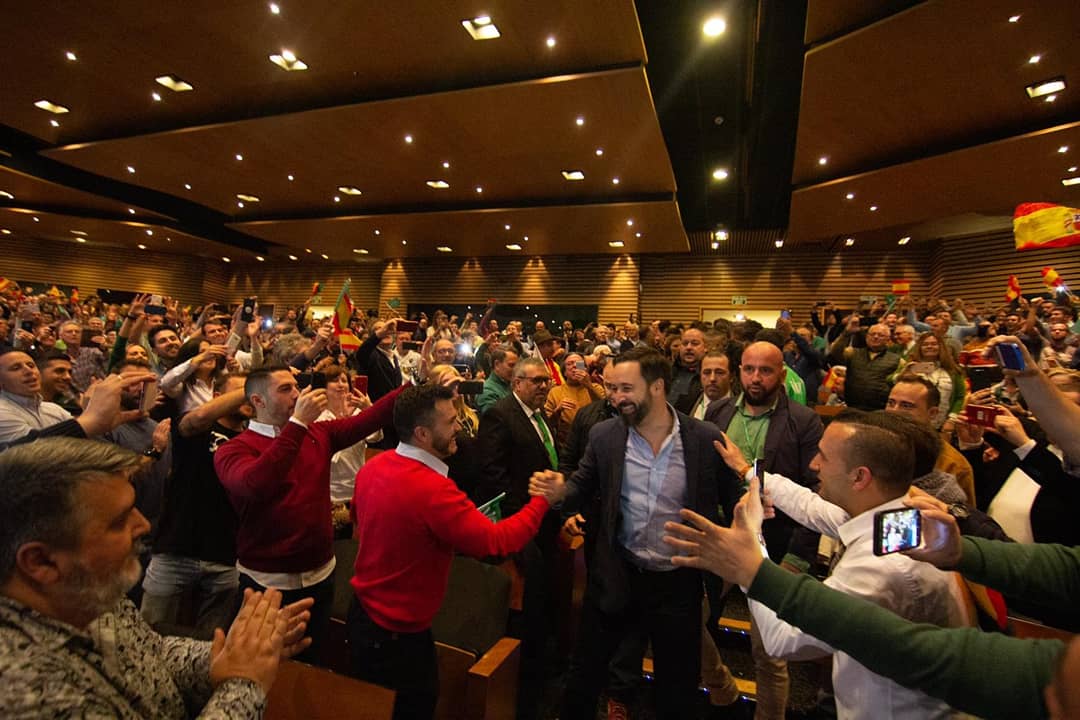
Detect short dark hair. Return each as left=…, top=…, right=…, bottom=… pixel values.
left=244, top=365, right=291, bottom=402
left=831, top=410, right=915, bottom=494
left=893, top=375, right=941, bottom=410
left=864, top=411, right=939, bottom=477
left=35, top=350, right=71, bottom=370
left=393, top=384, right=454, bottom=442
left=147, top=325, right=178, bottom=347
left=0, top=438, right=143, bottom=581
left=491, top=345, right=517, bottom=366
left=754, top=329, right=787, bottom=351
left=613, top=346, right=672, bottom=393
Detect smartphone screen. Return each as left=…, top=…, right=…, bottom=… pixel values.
left=458, top=380, right=484, bottom=395
left=396, top=319, right=418, bottom=333
left=240, top=297, right=256, bottom=323
left=873, top=507, right=922, bottom=556
left=352, top=375, right=369, bottom=395
left=139, top=379, right=158, bottom=414
left=310, top=372, right=327, bottom=391
left=994, top=343, right=1026, bottom=371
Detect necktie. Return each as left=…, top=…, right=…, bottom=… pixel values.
left=534, top=411, right=559, bottom=469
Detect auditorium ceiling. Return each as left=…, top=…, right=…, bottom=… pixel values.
left=0, top=1, right=1077, bottom=261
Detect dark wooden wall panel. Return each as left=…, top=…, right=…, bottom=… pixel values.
left=224, top=261, right=383, bottom=314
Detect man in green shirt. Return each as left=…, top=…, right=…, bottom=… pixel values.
left=663, top=479, right=1078, bottom=720
left=475, top=346, right=517, bottom=415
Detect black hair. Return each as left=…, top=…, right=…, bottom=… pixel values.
left=393, top=384, right=455, bottom=442
left=612, top=346, right=672, bottom=393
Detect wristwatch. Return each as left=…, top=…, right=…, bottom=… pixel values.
left=946, top=502, right=970, bottom=520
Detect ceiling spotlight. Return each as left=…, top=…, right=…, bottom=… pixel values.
left=426, top=180, right=450, bottom=189
left=1060, top=176, right=1080, bottom=186
left=222, top=257, right=231, bottom=263
left=76, top=237, right=86, bottom=243
left=256, top=255, right=266, bottom=262
left=65, top=51, right=77, bottom=61
left=235, top=153, right=243, bottom=161
left=1026, top=77, right=1066, bottom=98
left=145, top=229, right=153, bottom=236
left=333, top=196, right=341, bottom=202
left=1069, top=166, right=1078, bottom=172
left=462, top=15, right=501, bottom=40
left=626, top=219, right=634, bottom=226
left=504, top=224, right=511, bottom=230
left=128, top=208, right=135, bottom=214
left=575, top=116, right=585, bottom=126
left=703, top=16, right=726, bottom=37
left=184, top=183, right=192, bottom=190
left=546, top=36, right=556, bottom=48
left=236, top=194, right=260, bottom=202
left=34, top=99, right=69, bottom=114
left=561, top=170, right=585, bottom=181
left=70, top=230, right=87, bottom=236
left=442, top=161, right=450, bottom=169
left=156, top=74, right=194, bottom=92
left=437, top=246, right=453, bottom=252
left=818, top=156, right=828, bottom=165
left=845, top=237, right=855, bottom=246
left=595, top=148, right=604, bottom=156
left=505, top=243, right=522, bottom=251
left=49, top=119, right=60, bottom=128
left=288, top=254, right=298, bottom=260
left=305, top=248, right=312, bottom=253
left=1029, top=55, right=1041, bottom=64
left=898, top=236, right=911, bottom=245
left=404, top=134, right=413, bottom=144
left=137, top=244, right=147, bottom=250
left=1, top=229, right=11, bottom=235
left=775, top=239, right=784, bottom=248
left=126, top=165, right=135, bottom=174
left=237, top=202, right=245, bottom=208
left=870, top=205, right=878, bottom=212
left=287, top=174, right=295, bottom=181
left=611, top=177, right=620, bottom=185
left=1008, top=14, right=1021, bottom=22
left=269, top=2, right=280, bottom=13
left=608, top=241, right=625, bottom=248
left=523, top=235, right=529, bottom=242
left=269, top=49, right=308, bottom=71
left=32, top=216, right=40, bottom=223
left=321, top=253, right=330, bottom=259
left=845, top=192, right=855, bottom=200
left=0, top=191, right=13, bottom=200
left=401, top=240, right=407, bottom=246
left=710, top=241, right=720, bottom=250
left=1059, top=146, right=1070, bottom=153
left=475, top=186, right=483, bottom=193
left=1045, top=94, right=1057, bottom=103
left=635, top=232, right=642, bottom=238
left=374, top=229, right=381, bottom=235
left=712, top=168, right=729, bottom=181
left=338, top=186, right=362, bottom=195
left=353, top=248, right=369, bottom=254
left=713, top=229, right=729, bottom=242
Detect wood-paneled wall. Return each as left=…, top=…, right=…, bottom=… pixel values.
left=1, top=236, right=228, bottom=306
left=640, top=247, right=933, bottom=324
left=224, top=261, right=383, bottom=313
left=929, top=232, right=1080, bottom=306
left=377, top=255, right=641, bottom=323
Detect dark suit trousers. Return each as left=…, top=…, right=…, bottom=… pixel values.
left=560, top=564, right=703, bottom=720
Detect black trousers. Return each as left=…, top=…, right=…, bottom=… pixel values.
left=560, top=563, right=703, bottom=720
left=238, top=572, right=334, bottom=666
left=348, top=597, right=438, bottom=720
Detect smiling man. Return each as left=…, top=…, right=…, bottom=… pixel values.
left=0, top=348, right=75, bottom=444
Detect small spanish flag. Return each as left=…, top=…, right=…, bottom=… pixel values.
left=1042, top=267, right=1064, bottom=289
left=1014, top=202, right=1080, bottom=251
left=0, top=277, right=11, bottom=293
left=309, top=282, right=322, bottom=298
left=1005, top=275, right=1022, bottom=302
left=891, top=279, right=910, bottom=295
left=69, top=287, right=79, bottom=304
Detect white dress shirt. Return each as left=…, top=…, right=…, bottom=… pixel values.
left=752, top=478, right=970, bottom=720
left=0, top=390, right=72, bottom=443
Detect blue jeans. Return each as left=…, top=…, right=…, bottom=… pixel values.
left=140, top=554, right=238, bottom=639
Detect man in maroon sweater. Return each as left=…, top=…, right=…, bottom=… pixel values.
left=349, top=383, right=565, bottom=720
left=214, top=366, right=402, bottom=663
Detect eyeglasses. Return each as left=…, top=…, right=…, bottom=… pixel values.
left=521, top=375, right=551, bottom=386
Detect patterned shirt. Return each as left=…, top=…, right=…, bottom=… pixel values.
left=68, top=346, right=107, bottom=394
left=0, top=596, right=265, bottom=719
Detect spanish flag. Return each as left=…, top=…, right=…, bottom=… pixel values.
left=309, top=281, right=322, bottom=298
left=332, top=280, right=362, bottom=352
left=0, top=277, right=11, bottom=293
left=1014, top=202, right=1080, bottom=251
left=891, top=279, right=910, bottom=295
left=1005, top=275, right=1022, bottom=302
left=1042, top=267, right=1064, bottom=289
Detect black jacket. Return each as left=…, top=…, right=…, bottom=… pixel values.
left=475, top=394, right=556, bottom=516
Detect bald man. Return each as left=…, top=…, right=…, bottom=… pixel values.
left=828, top=319, right=901, bottom=410
left=705, top=341, right=823, bottom=718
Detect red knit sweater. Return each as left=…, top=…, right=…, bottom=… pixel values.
left=350, top=448, right=549, bottom=632
left=214, top=386, right=403, bottom=574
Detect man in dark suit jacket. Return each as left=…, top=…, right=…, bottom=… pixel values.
left=547, top=347, right=742, bottom=720
left=351, top=319, right=405, bottom=448
left=474, top=356, right=559, bottom=720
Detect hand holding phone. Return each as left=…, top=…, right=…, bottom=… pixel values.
left=240, top=297, right=256, bottom=323
left=964, top=404, right=1001, bottom=428
left=139, top=379, right=159, bottom=414
left=873, top=507, right=922, bottom=556
left=993, top=342, right=1026, bottom=371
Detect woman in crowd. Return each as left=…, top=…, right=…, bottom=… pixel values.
left=892, top=332, right=965, bottom=426
left=317, top=363, right=375, bottom=536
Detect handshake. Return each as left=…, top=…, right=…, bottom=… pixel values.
left=528, top=470, right=568, bottom=504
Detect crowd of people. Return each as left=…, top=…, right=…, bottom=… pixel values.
left=0, top=280, right=1078, bottom=720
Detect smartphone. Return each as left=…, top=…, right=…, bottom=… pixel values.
left=994, top=342, right=1026, bottom=371
left=352, top=375, right=369, bottom=395
left=396, top=319, right=419, bottom=333
left=146, top=304, right=167, bottom=317
left=150, top=294, right=163, bottom=306
left=780, top=310, right=791, bottom=320
left=965, top=404, right=1001, bottom=428
left=752, top=458, right=765, bottom=494
left=310, top=372, right=327, bottom=391
left=453, top=363, right=470, bottom=376
left=139, top=379, right=158, bottom=414
left=296, top=372, right=313, bottom=389
left=20, top=320, right=35, bottom=333
left=81, top=329, right=97, bottom=346
left=872, top=507, right=922, bottom=556
left=240, top=297, right=256, bottom=323
left=908, top=361, right=936, bottom=375
left=458, top=380, right=484, bottom=395
left=402, top=341, right=422, bottom=352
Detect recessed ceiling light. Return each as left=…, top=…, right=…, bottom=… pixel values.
left=269, top=2, right=280, bottom=14
left=561, top=170, right=585, bottom=181
left=712, top=168, right=729, bottom=181
left=1069, top=166, right=1077, bottom=172
left=845, top=237, right=855, bottom=246
left=475, top=186, right=483, bottom=193
left=714, top=229, right=729, bottom=241
left=237, top=194, right=260, bottom=202
left=608, top=241, right=625, bottom=248
left=462, top=15, right=501, bottom=40
left=156, top=75, right=193, bottom=92
left=1029, top=55, right=1041, bottom=64
left=611, top=177, right=620, bottom=185
left=184, top=183, right=192, bottom=190
left=898, top=236, right=911, bottom=245
left=353, top=248, right=369, bottom=254
left=505, top=243, right=522, bottom=251
left=287, top=174, right=295, bottom=181
left=1059, top=146, right=1070, bottom=153
left=523, top=235, right=529, bottom=241
left=338, top=186, right=362, bottom=195
left=1062, top=176, right=1080, bottom=187
left=333, top=196, right=341, bottom=202
left=703, top=16, right=726, bottom=37
left=402, top=240, right=407, bottom=246
left=1026, top=77, right=1066, bottom=98
left=1008, top=14, right=1021, bottom=23
left=305, top=248, right=312, bottom=253
left=626, top=219, right=634, bottom=226
left=152, top=92, right=162, bottom=102
left=374, top=229, right=381, bottom=235
left=235, top=153, right=244, bottom=161
left=65, top=51, right=77, bottom=61
left=137, top=244, right=147, bottom=250
left=635, top=232, right=642, bottom=238
left=126, top=165, right=135, bottom=174
left=870, top=205, right=878, bottom=212
left=145, top=229, right=153, bottom=236
left=442, top=161, right=450, bottom=169
left=437, top=246, right=453, bottom=252
left=0, top=191, right=13, bottom=200
left=845, top=192, right=855, bottom=200
left=166, top=237, right=171, bottom=242
left=1045, top=94, right=1057, bottom=103
left=818, top=156, right=828, bottom=165
left=50, top=120, right=60, bottom=127
left=76, top=237, right=86, bottom=243
left=404, top=134, right=413, bottom=144
left=595, top=148, right=604, bottom=156
left=710, top=241, right=720, bottom=250
left=288, top=254, right=298, bottom=260
left=34, top=100, right=69, bottom=114
left=222, top=257, right=231, bottom=263
left=256, top=255, right=266, bottom=262
left=775, top=239, right=784, bottom=248
left=426, top=180, right=450, bottom=189
left=32, top=216, right=40, bottom=222
left=575, top=116, right=585, bottom=127
left=321, top=253, right=329, bottom=259
left=546, top=36, right=556, bottom=48
left=237, top=202, right=245, bottom=208
left=70, top=230, right=87, bottom=236
left=269, top=49, right=307, bottom=71
left=127, top=208, right=135, bottom=214
left=1, top=229, right=11, bottom=235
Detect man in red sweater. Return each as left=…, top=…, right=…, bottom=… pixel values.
left=214, top=366, right=402, bottom=663
left=349, top=383, right=564, bottom=720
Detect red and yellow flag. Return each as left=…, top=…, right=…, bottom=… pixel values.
left=332, top=280, right=362, bottom=352
left=0, top=277, right=11, bottom=293
left=309, top=281, right=322, bottom=298
left=1005, top=275, right=1022, bottom=302
left=1014, top=202, right=1080, bottom=251
left=1042, top=266, right=1064, bottom=289
left=891, top=279, right=910, bottom=295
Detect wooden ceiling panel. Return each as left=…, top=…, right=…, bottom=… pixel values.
left=42, top=68, right=674, bottom=219
left=229, top=200, right=687, bottom=260
left=1, top=1, right=644, bottom=144
left=803, top=0, right=917, bottom=45
left=789, top=120, right=1080, bottom=243
left=794, top=0, right=1080, bottom=185
left=0, top=165, right=170, bottom=221
left=0, top=208, right=249, bottom=260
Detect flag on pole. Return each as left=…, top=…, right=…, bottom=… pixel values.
left=1013, top=202, right=1080, bottom=251
left=1042, top=266, right=1064, bottom=290
left=332, top=280, right=362, bottom=352
left=1005, top=275, right=1022, bottom=302
left=0, top=277, right=11, bottom=294
left=891, top=279, right=910, bottom=295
